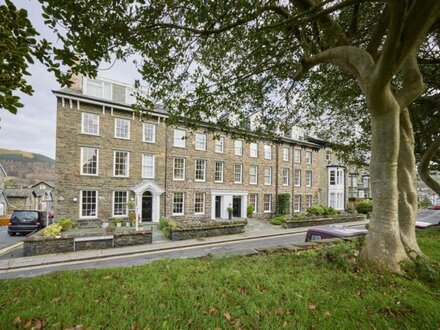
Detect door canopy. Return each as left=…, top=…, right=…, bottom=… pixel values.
left=131, top=181, right=165, bottom=196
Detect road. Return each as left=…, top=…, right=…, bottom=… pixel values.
left=0, top=226, right=26, bottom=250
left=0, top=224, right=366, bottom=279
left=0, top=210, right=438, bottom=279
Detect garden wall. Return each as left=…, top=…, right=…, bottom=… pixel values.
left=282, top=215, right=366, bottom=229
left=23, top=229, right=152, bottom=256
left=170, top=219, right=247, bottom=241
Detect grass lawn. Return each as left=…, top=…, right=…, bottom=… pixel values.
left=1, top=229, right=439, bottom=330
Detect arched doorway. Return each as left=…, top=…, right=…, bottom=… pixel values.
left=142, top=191, right=153, bottom=222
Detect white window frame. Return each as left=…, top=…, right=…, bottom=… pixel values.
left=195, top=160, right=206, bottom=182
left=174, top=129, right=186, bottom=148
left=294, top=195, right=302, bottom=212
left=112, top=191, right=128, bottom=217
left=249, top=194, right=258, bottom=213
left=294, top=149, right=301, bottom=163
left=283, top=168, right=289, bottom=186
left=305, top=195, right=313, bottom=209
left=80, top=147, right=99, bottom=176
left=172, top=192, right=185, bottom=216
left=263, top=194, right=272, bottom=213
left=84, top=78, right=112, bottom=100
left=250, top=143, right=258, bottom=158
left=215, top=137, right=224, bottom=153
left=234, top=140, right=243, bottom=156
left=113, top=151, right=130, bottom=177
left=142, top=153, right=155, bottom=179
left=305, top=151, right=312, bottom=165
left=125, top=87, right=136, bottom=104
left=249, top=165, right=258, bottom=185
left=306, top=170, right=312, bottom=187
left=264, top=167, right=272, bottom=185
left=195, top=133, right=207, bottom=151
left=264, top=145, right=272, bottom=160
left=173, top=158, right=186, bottom=181
left=294, top=169, right=301, bottom=187
left=114, top=118, right=130, bottom=140
left=81, top=112, right=100, bottom=136
left=283, top=147, right=290, bottom=162
left=214, top=161, right=224, bottom=183
left=234, top=163, right=243, bottom=184
left=143, top=123, right=156, bottom=143
left=194, top=193, right=205, bottom=215
left=79, top=190, right=98, bottom=219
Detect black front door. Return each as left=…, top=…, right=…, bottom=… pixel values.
left=142, top=192, right=153, bottom=222
left=233, top=197, right=241, bottom=218
left=215, top=196, right=221, bottom=218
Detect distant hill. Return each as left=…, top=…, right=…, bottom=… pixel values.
left=0, top=149, right=55, bottom=187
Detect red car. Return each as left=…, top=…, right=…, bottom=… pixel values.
left=427, top=205, right=440, bottom=210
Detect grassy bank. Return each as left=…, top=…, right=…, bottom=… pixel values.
left=1, top=228, right=439, bottom=329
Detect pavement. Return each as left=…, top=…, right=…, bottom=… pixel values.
left=0, top=210, right=438, bottom=279
left=0, top=217, right=369, bottom=278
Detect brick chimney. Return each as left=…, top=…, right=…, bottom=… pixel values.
left=70, top=73, right=83, bottom=92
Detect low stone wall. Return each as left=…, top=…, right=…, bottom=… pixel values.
left=170, top=219, right=247, bottom=241
left=282, top=215, right=366, bottom=229
left=23, top=229, right=152, bottom=256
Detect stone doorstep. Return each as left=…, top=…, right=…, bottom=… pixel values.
left=0, top=219, right=369, bottom=270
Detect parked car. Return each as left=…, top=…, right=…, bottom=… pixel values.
left=7, top=210, right=47, bottom=236
left=305, top=225, right=368, bottom=242
left=427, top=205, right=440, bottom=210
left=415, top=221, right=440, bottom=229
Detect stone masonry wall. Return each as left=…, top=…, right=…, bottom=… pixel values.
left=54, top=95, right=324, bottom=223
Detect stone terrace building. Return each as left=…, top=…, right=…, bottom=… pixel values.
left=53, top=75, right=324, bottom=225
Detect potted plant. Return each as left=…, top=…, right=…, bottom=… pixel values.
left=227, top=207, right=234, bottom=220
left=112, top=218, right=123, bottom=228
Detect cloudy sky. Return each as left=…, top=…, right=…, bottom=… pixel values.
left=0, top=1, right=141, bottom=159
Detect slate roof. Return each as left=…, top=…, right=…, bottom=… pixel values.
left=5, top=189, right=33, bottom=198
left=0, top=163, right=7, bottom=177
left=0, top=189, right=9, bottom=205
left=29, top=181, right=55, bottom=189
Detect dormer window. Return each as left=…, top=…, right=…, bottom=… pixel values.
left=84, top=78, right=112, bottom=100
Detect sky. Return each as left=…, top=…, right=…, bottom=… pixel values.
left=0, top=1, right=140, bottom=159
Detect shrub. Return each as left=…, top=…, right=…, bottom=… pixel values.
left=356, top=200, right=373, bottom=214
left=322, top=206, right=338, bottom=216
left=158, top=218, right=177, bottom=239
left=307, top=205, right=325, bottom=216
left=58, top=218, right=75, bottom=231
left=277, top=193, right=291, bottom=215
left=42, top=224, right=63, bottom=237
left=291, top=213, right=308, bottom=221
left=111, top=218, right=124, bottom=226
left=270, top=215, right=286, bottom=225
left=247, top=204, right=254, bottom=218
left=419, top=197, right=432, bottom=208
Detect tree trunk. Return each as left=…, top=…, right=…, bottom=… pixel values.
left=418, top=136, right=440, bottom=197
left=362, top=91, right=409, bottom=272
left=398, top=108, right=423, bottom=258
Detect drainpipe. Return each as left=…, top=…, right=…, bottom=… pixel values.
left=164, top=122, right=168, bottom=218
left=275, top=144, right=279, bottom=214
left=292, top=145, right=295, bottom=214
